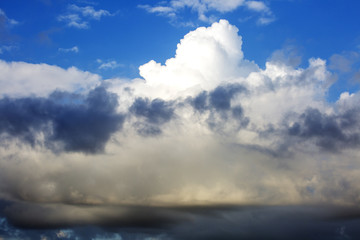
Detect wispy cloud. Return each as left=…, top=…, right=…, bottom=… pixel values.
left=58, top=46, right=79, bottom=53
left=245, top=0, right=269, bottom=12
left=0, top=8, right=19, bottom=27
left=97, top=59, right=123, bottom=70
left=139, top=0, right=274, bottom=25
left=68, top=4, right=111, bottom=20
left=57, top=4, right=112, bottom=29
left=0, top=45, right=16, bottom=54
left=138, top=5, right=176, bottom=18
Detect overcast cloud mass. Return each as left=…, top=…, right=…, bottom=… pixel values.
left=1, top=1, right=360, bottom=239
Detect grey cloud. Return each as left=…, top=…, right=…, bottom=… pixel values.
left=130, top=98, right=175, bottom=136
left=328, top=51, right=360, bottom=86
left=130, top=98, right=174, bottom=125
left=0, top=87, right=124, bottom=153
left=269, top=44, right=302, bottom=67
left=2, top=203, right=360, bottom=240
left=191, top=91, right=208, bottom=112
left=190, top=84, right=249, bottom=131
left=329, top=51, right=359, bottom=73
left=134, top=123, right=162, bottom=137
left=191, top=84, right=246, bottom=112
left=288, top=108, right=360, bottom=151
left=209, top=84, right=246, bottom=111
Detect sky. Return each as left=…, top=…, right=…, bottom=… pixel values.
left=1, top=0, right=360, bottom=239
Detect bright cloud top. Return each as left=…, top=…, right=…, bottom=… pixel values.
left=0, top=20, right=360, bottom=235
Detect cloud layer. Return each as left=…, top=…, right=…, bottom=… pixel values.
left=1, top=19, right=360, bottom=239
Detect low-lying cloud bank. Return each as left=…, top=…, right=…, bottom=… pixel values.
left=1, top=19, right=360, bottom=239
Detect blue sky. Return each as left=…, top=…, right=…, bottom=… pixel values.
left=1, top=0, right=360, bottom=240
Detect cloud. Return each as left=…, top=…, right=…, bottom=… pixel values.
left=329, top=51, right=360, bottom=73
left=57, top=14, right=89, bottom=29
left=97, top=59, right=123, bottom=70
left=245, top=0, right=269, bottom=12
left=287, top=107, right=360, bottom=152
left=2, top=19, right=360, bottom=239
left=2, top=204, right=360, bottom=240
left=139, top=0, right=273, bottom=24
left=0, top=60, right=101, bottom=98
left=0, top=9, right=19, bottom=28
left=130, top=98, right=175, bottom=125
left=0, top=45, right=16, bottom=54
left=328, top=51, right=360, bottom=86
left=135, top=20, right=255, bottom=100
left=257, top=16, right=275, bottom=25
left=58, top=4, right=112, bottom=29
left=0, top=87, right=125, bottom=153
left=138, top=5, right=175, bottom=18
left=244, top=1, right=275, bottom=25
left=130, top=97, right=175, bottom=136
left=58, top=46, right=79, bottom=53
left=0, top=9, right=19, bottom=42
left=268, top=44, right=302, bottom=67
left=68, top=4, right=111, bottom=20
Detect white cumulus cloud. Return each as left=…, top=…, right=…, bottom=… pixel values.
left=0, top=60, right=100, bottom=98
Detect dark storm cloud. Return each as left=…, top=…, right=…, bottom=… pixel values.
left=2, top=203, right=191, bottom=230
left=191, top=91, right=208, bottom=112
left=191, top=84, right=246, bottom=112
left=0, top=97, right=51, bottom=146
left=2, top=203, right=360, bottom=240
left=130, top=98, right=174, bottom=124
left=209, top=84, right=245, bottom=111
left=0, top=87, right=124, bottom=153
left=288, top=107, right=360, bottom=151
left=190, top=84, right=249, bottom=131
left=130, top=97, right=175, bottom=136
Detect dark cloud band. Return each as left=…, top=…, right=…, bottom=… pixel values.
left=0, top=87, right=125, bottom=153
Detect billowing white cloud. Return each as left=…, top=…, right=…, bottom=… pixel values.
left=1, top=19, right=360, bottom=233
left=128, top=20, right=257, bottom=99
left=0, top=60, right=100, bottom=98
